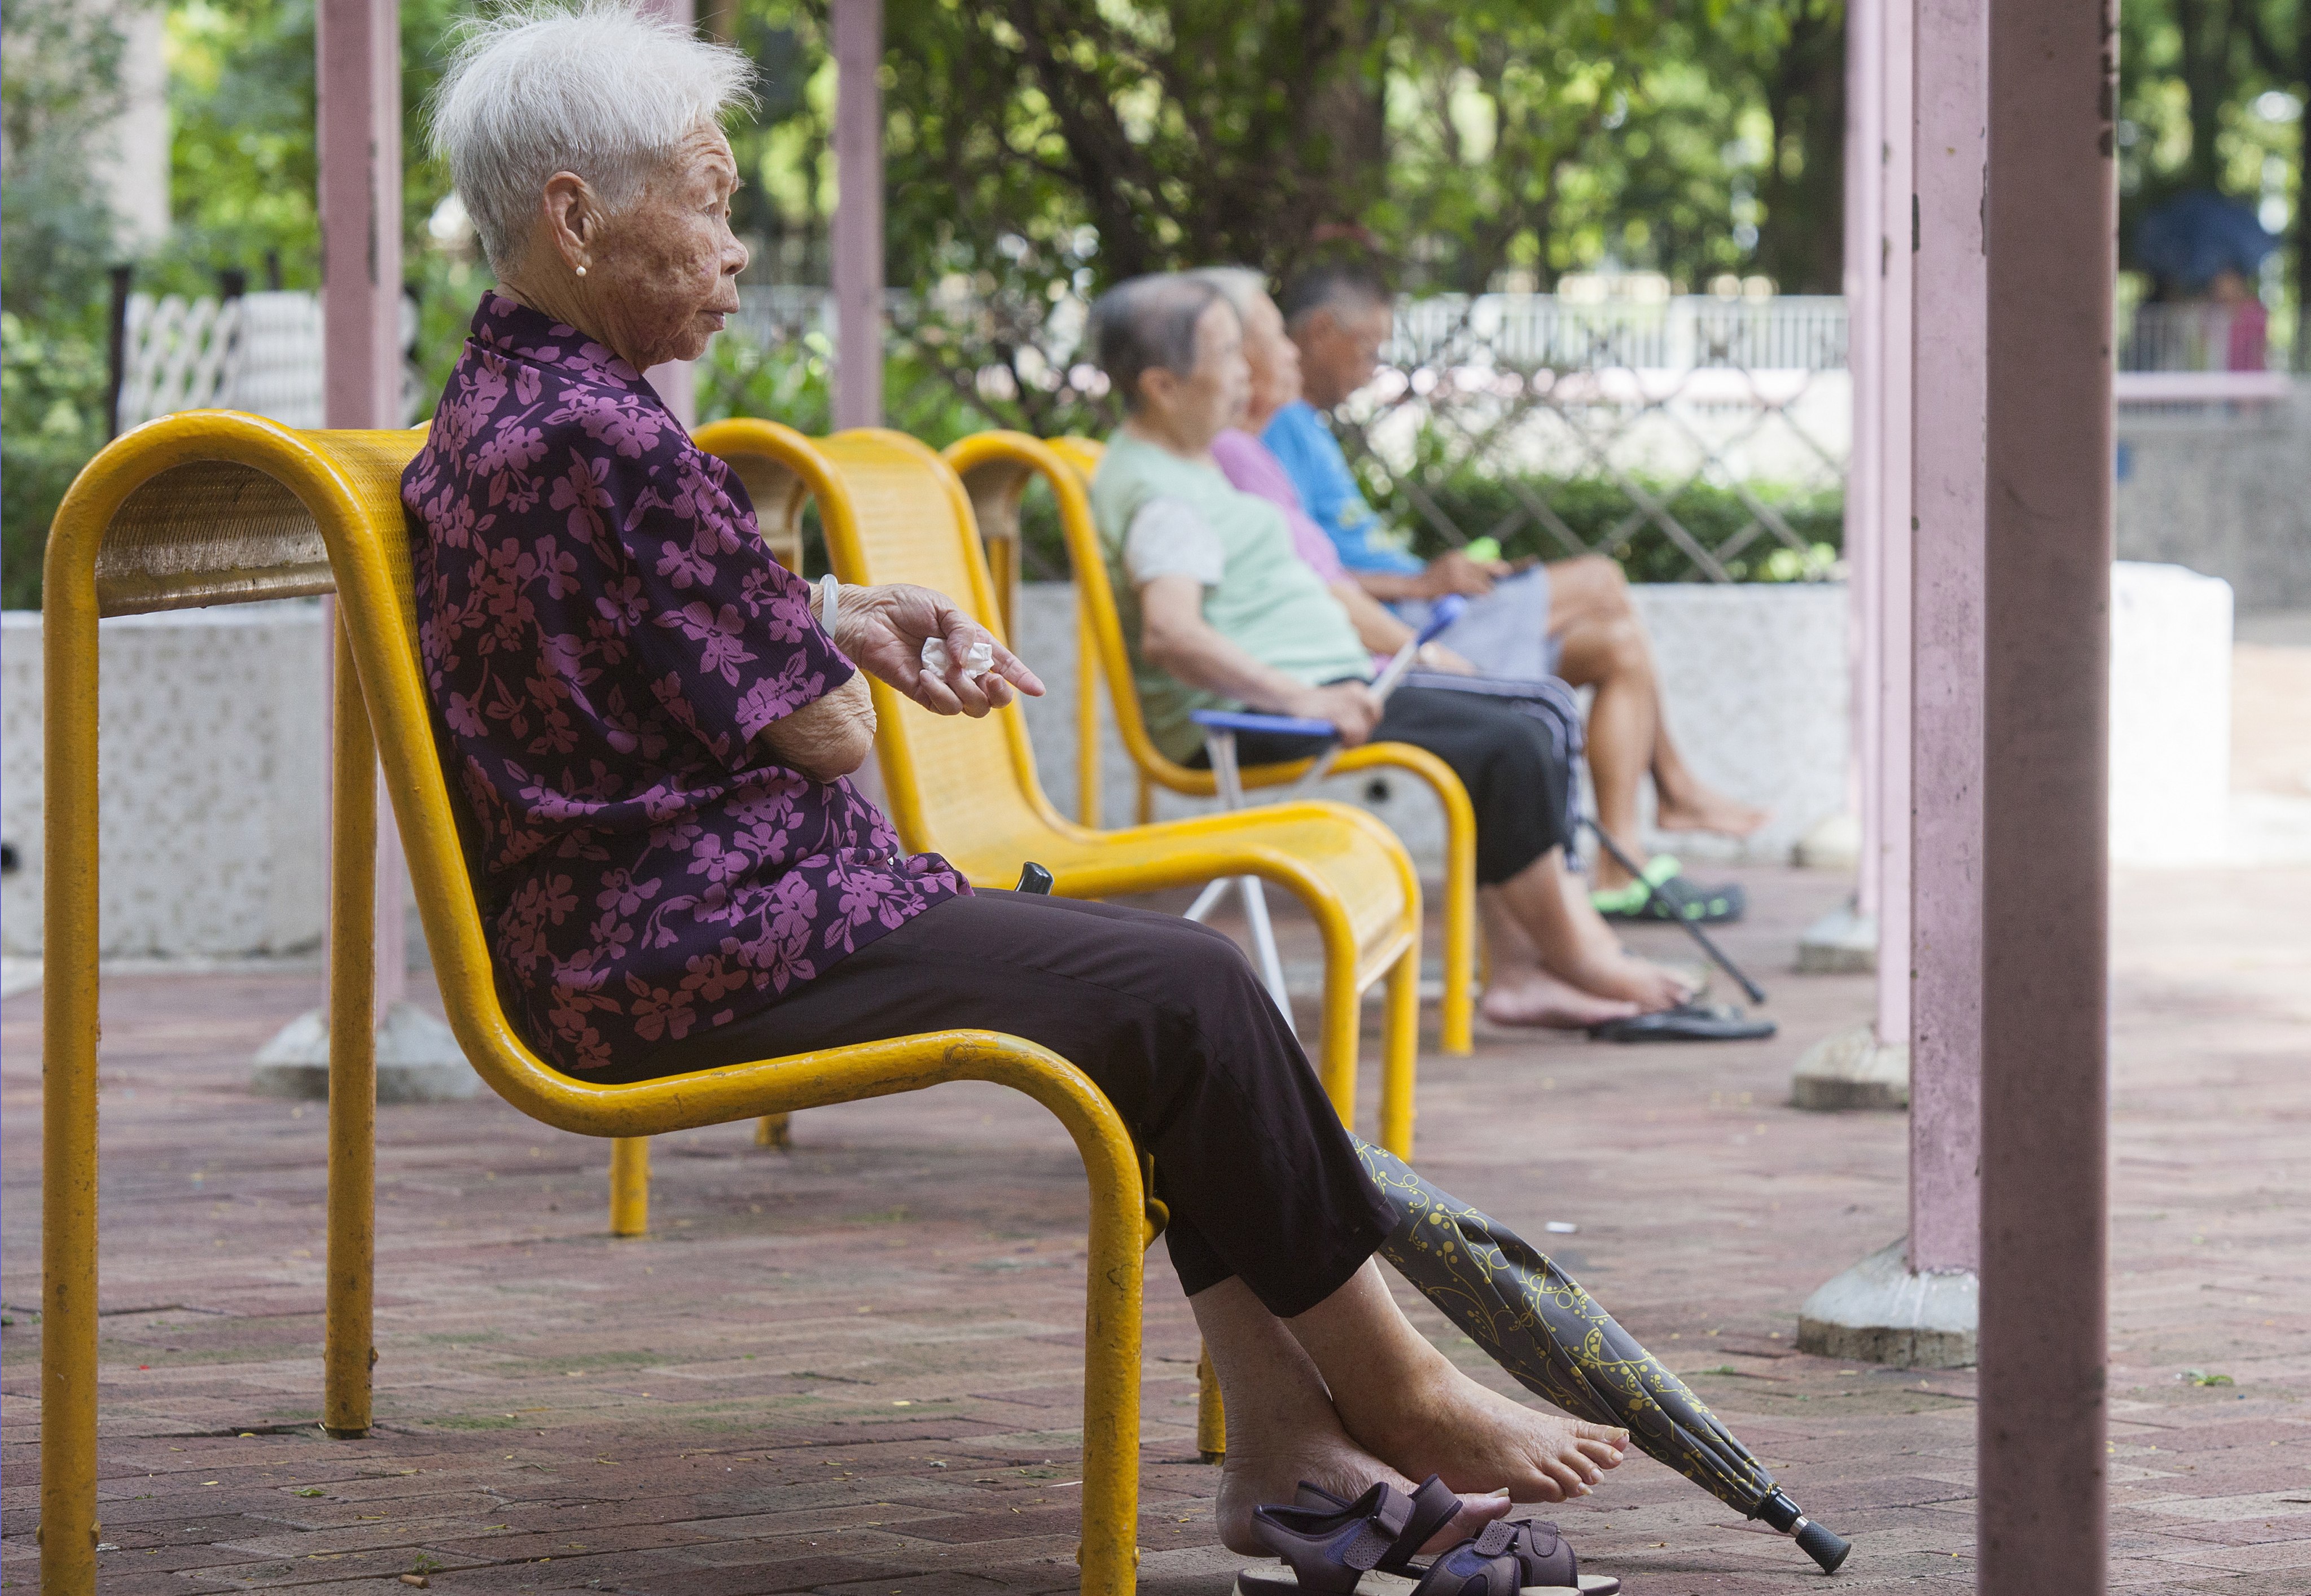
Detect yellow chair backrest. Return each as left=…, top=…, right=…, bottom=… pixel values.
left=695, top=420, right=1081, bottom=877
left=953, top=431, right=1318, bottom=799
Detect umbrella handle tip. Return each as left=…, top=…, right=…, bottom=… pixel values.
left=1795, top=1516, right=1852, bottom=1573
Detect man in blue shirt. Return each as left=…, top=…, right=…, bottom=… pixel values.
left=1267, top=265, right=1767, bottom=915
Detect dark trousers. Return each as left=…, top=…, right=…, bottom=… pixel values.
left=1210, top=683, right=1575, bottom=886
left=602, top=891, right=1395, bottom=1318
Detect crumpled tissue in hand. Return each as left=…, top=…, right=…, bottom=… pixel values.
left=920, top=634, right=996, bottom=678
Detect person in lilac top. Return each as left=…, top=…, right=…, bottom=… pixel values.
left=406, top=2, right=1634, bottom=1560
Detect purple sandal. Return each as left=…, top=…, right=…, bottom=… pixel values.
left=1233, top=1477, right=1619, bottom=1596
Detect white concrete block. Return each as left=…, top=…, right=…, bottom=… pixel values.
left=2110, top=561, right=2233, bottom=867
left=1012, top=580, right=1852, bottom=879
left=1, top=602, right=330, bottom=957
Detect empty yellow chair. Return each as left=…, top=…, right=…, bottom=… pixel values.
left=38, top=411, right=1145, bottom=1596
left=946, top=431, right=1478, bottom=1057
left=696, top=418, right=1425, bottom=1161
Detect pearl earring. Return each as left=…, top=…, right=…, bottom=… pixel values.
left=575, top=264, right=588, bottom=278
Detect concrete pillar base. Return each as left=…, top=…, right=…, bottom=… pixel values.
left=1790, top=1022, right=1910, bottom=1111
left=1798, top=1239, right=1977, bottom=1368
left=1797, top=897, right=1878, bottom=973
left=1795, top=810, right=1863, bottom=871
left=251, top=1002, right=483, bottom=1103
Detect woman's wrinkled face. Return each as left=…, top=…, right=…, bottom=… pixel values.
left=1142, top=298, right=1249, bottom=449
left=1236, top=291, right=1303, bottom=423
left=583, top=122, right=749, bottom=369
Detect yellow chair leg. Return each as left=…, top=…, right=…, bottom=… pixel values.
left=1315, top=937, right=1361, bottom=1133
left=609, top=1137, right=650, bottom=1236
left=1196, top=1345, right=1226, bottom=1462
left=1378, top=948, right=1420, bottom=1159
left=1077, top=598, right=1102, bottom=827
left=324, top=620, right=378, bottom=1439
left=1135, top=769, right=1154, bottom=827
left=43, top=562, right=103, bottom=1595
left=1440, top=821, right=1477, bottom=1058
left=1071, top=1106, right=1146, bottom=1596
left=753, top=1113, right=793, bottom=1148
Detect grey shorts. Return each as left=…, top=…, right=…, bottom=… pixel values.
left=1394, top=565, right=1561, bottom=678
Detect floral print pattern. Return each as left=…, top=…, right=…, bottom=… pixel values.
left=403, top=293, right=968, bottom=1073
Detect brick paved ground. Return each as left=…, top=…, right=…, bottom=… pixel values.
left=4, top=860, right=2306, bottom=1594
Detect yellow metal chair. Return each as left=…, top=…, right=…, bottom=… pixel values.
left=695, top=419, right=1426, bottom=1167
left=37, top=412, right=1146, bottom=1596
left=946, top=432, right=1478, bottom=1057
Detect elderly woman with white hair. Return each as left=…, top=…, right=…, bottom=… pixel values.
left=405, top=3, right=1629, bottom=1577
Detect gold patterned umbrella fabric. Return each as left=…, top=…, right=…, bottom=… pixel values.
left=1357, top=1139, right=1852, bottom=1573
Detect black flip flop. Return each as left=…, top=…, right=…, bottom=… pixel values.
left=1588, top=1002, right=1777, bottom=1043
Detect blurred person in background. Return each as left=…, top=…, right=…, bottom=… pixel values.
left=1262, top=264, right=1765, bottom=923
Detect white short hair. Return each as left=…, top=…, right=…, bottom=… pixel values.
left=428, top=1, right=755, bottom=274
left=1189, top=266, right=1273, bottom=318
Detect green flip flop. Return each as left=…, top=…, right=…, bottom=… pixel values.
left=1591, top=854, right=1747, bottom=924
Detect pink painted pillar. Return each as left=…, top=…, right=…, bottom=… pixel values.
left=641, top=0, right=699, bottom=426
left=1907, top=0, right=1987, bottom=1276
left=1873, top=0, right=1914, bottom=1058
left=318, top=0, right=407, bottom=1018
left=831, top=0, right=884, bottom=429
left=1843, top=0, right=1912, bottom=1050
left=1976, top=0, right=2115, bottom=1574
left=1842, top=0, right=1883, bottom=930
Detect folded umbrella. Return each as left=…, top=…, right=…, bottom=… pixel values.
left=1357, top=1137, right=1852, bottom=1573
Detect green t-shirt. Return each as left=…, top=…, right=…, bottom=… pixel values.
left=1089, top=430, right=1372, bottom=764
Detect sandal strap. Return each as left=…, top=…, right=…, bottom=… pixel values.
left=1340, top=1487, right=1414, bottom=1571
left=1252, top=1482, right=1414, bottom=1593
left=1410, top=1541, right=1522, bottom=1596
left=1471, top=1518, right=1578, bottom=1586
left=1379, top=1476, right=1463, bottom=1572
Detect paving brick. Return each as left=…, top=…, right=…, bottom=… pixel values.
left=5, top=865, right=2306, bottom=1593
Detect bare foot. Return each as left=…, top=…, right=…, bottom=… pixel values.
left=1656, top=785, right=1769, bottom=839
left=1215, top=1417, right=1512, bottom=1556
left=1550, top=873, right=1694, bottom=1011
left=1555, top=943, right=1691, bottom=1012
left=1479, top=968, right=1640, bottom=1029
left=1340, top=1356, right=1631, bottom=1505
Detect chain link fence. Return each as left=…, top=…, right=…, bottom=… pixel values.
left=1334, top=292, right=1850, bottom=585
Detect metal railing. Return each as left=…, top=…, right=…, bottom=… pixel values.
left=2119, top=301, right=2284, bottom=373
left=1391, top=293, right=1849, bottom=374
left=1343, top=294, right=1852, bottom=583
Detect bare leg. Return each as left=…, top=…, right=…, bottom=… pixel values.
left=1284, top=1260, right=1629, bottom=1503
left=1480, top=847, right=1691, bottom=1021
left=1546, top=556, right=1766, bottom=886
left=1476, top=885, right=1640, bottom=1028
left=1192, top=1277, right=1512, bottom=1554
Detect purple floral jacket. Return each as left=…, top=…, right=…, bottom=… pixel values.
left=402, top=293, right=968, bottom=1074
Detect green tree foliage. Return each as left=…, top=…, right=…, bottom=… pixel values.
left=1, top=0, right=131, bottom=608
left=2117, top=0, right=2305, bottom=357
left=860, top=0, right=1853, bottom=439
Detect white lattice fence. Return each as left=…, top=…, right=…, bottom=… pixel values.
left=1341, top=295, right=1852, bottom=584
left=116, top=290, right=409, bottom=432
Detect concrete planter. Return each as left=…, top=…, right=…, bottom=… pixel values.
left=2, top=602, right=328, bottom=959
left=1013, top=580, right=1852, bottom=876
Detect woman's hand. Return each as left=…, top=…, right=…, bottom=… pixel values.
left=1284, top=681, right=1384, bottom=747
left=831, top=582, right=1045, bottom=716
left=1415, top=642, right=1479, bottom=676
